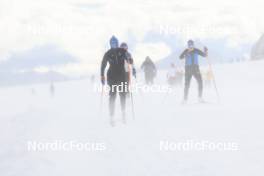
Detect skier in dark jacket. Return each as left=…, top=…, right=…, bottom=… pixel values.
left=50, top=82, right=55, bottom=98
left=101, top=36, right=128, bottom=126
left=180, top=40, right=208, bottom=103
left=141, top=56, right=157, bottom=85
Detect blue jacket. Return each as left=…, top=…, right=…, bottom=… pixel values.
left=180, top=48, right=207, bottom=66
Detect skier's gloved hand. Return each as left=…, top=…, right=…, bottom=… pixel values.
left=132, top=68, right=136, bottom=78
left=101, top=76, right=105, bottom=85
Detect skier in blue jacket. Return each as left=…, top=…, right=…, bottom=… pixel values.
left=180, top=40, right=208, bottom=103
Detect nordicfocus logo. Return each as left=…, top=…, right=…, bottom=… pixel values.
left=93, top=82, right=172, bottom=94
left=160, top=140, right=239, bottom=152
left=27, top=140, right=106, bottom=152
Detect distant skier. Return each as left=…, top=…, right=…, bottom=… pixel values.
left=167, top=63, right=183, bottom=87
left=141, top=56, right=157, bottom=85
left=31, top=88, right=36, bottom=96
left=120, top=42, right=136, bottom=85
left=101, top=36, right=128, bottom=126
left=179, top=40, right=208, bottom=103
left=50, top=82, right=55, bottom=97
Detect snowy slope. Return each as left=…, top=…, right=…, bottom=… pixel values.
left=0, top=61, right=264, bottom=176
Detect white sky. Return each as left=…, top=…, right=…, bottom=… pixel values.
left=0, top=0, right=263, bottom=75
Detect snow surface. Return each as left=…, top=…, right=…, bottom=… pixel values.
left=0, top=61, right=264, bottom=176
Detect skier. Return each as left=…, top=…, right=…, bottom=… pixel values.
left=31, top=88, right=36, bottom=96
left=120, top=42, right=136, bottom=86
left=101, top=36, right=128, bottom=126
left=141, top=56, right=157, bottom=85
left=50, top=82, right=55, bottom=97
left=167, top=63, right=183, bottom=87
left=179, top=40, right=208, bottom=103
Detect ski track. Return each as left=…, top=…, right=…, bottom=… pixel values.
left=0, top=61, right=264, bottom=175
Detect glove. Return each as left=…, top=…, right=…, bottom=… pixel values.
left=132, top=68, right=136, bottom=78
left=101, top=76, right=105, bottom=85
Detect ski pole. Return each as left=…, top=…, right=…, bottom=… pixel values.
left=130, top=88, right=135, bottom=120
left=197, top=40, right=221, bottom=103
left=128, top=65, right=135, bottom=120
left=206, top=54, right=220, bottom=103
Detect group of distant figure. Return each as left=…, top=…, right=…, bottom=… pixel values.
left=28, top=35, right=215, bottom=127
left=91, top=57, right=214, bottom=88
left=99, top=36, right=215, bottom=126
left=166, top=63, right=214, bottom=88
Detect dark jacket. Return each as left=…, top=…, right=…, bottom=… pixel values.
left=141, top=59, right=156, bottom=75
left=101, top=48, right=128, bottom=85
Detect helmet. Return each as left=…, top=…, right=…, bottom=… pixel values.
left=120, top=42, right=128, bottom=50
left=110, top=36, right=119, bottom=49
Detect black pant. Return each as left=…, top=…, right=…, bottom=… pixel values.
left=184, top=65, right=203, bottom=100
left=108, top=81, right=127, bottom=116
